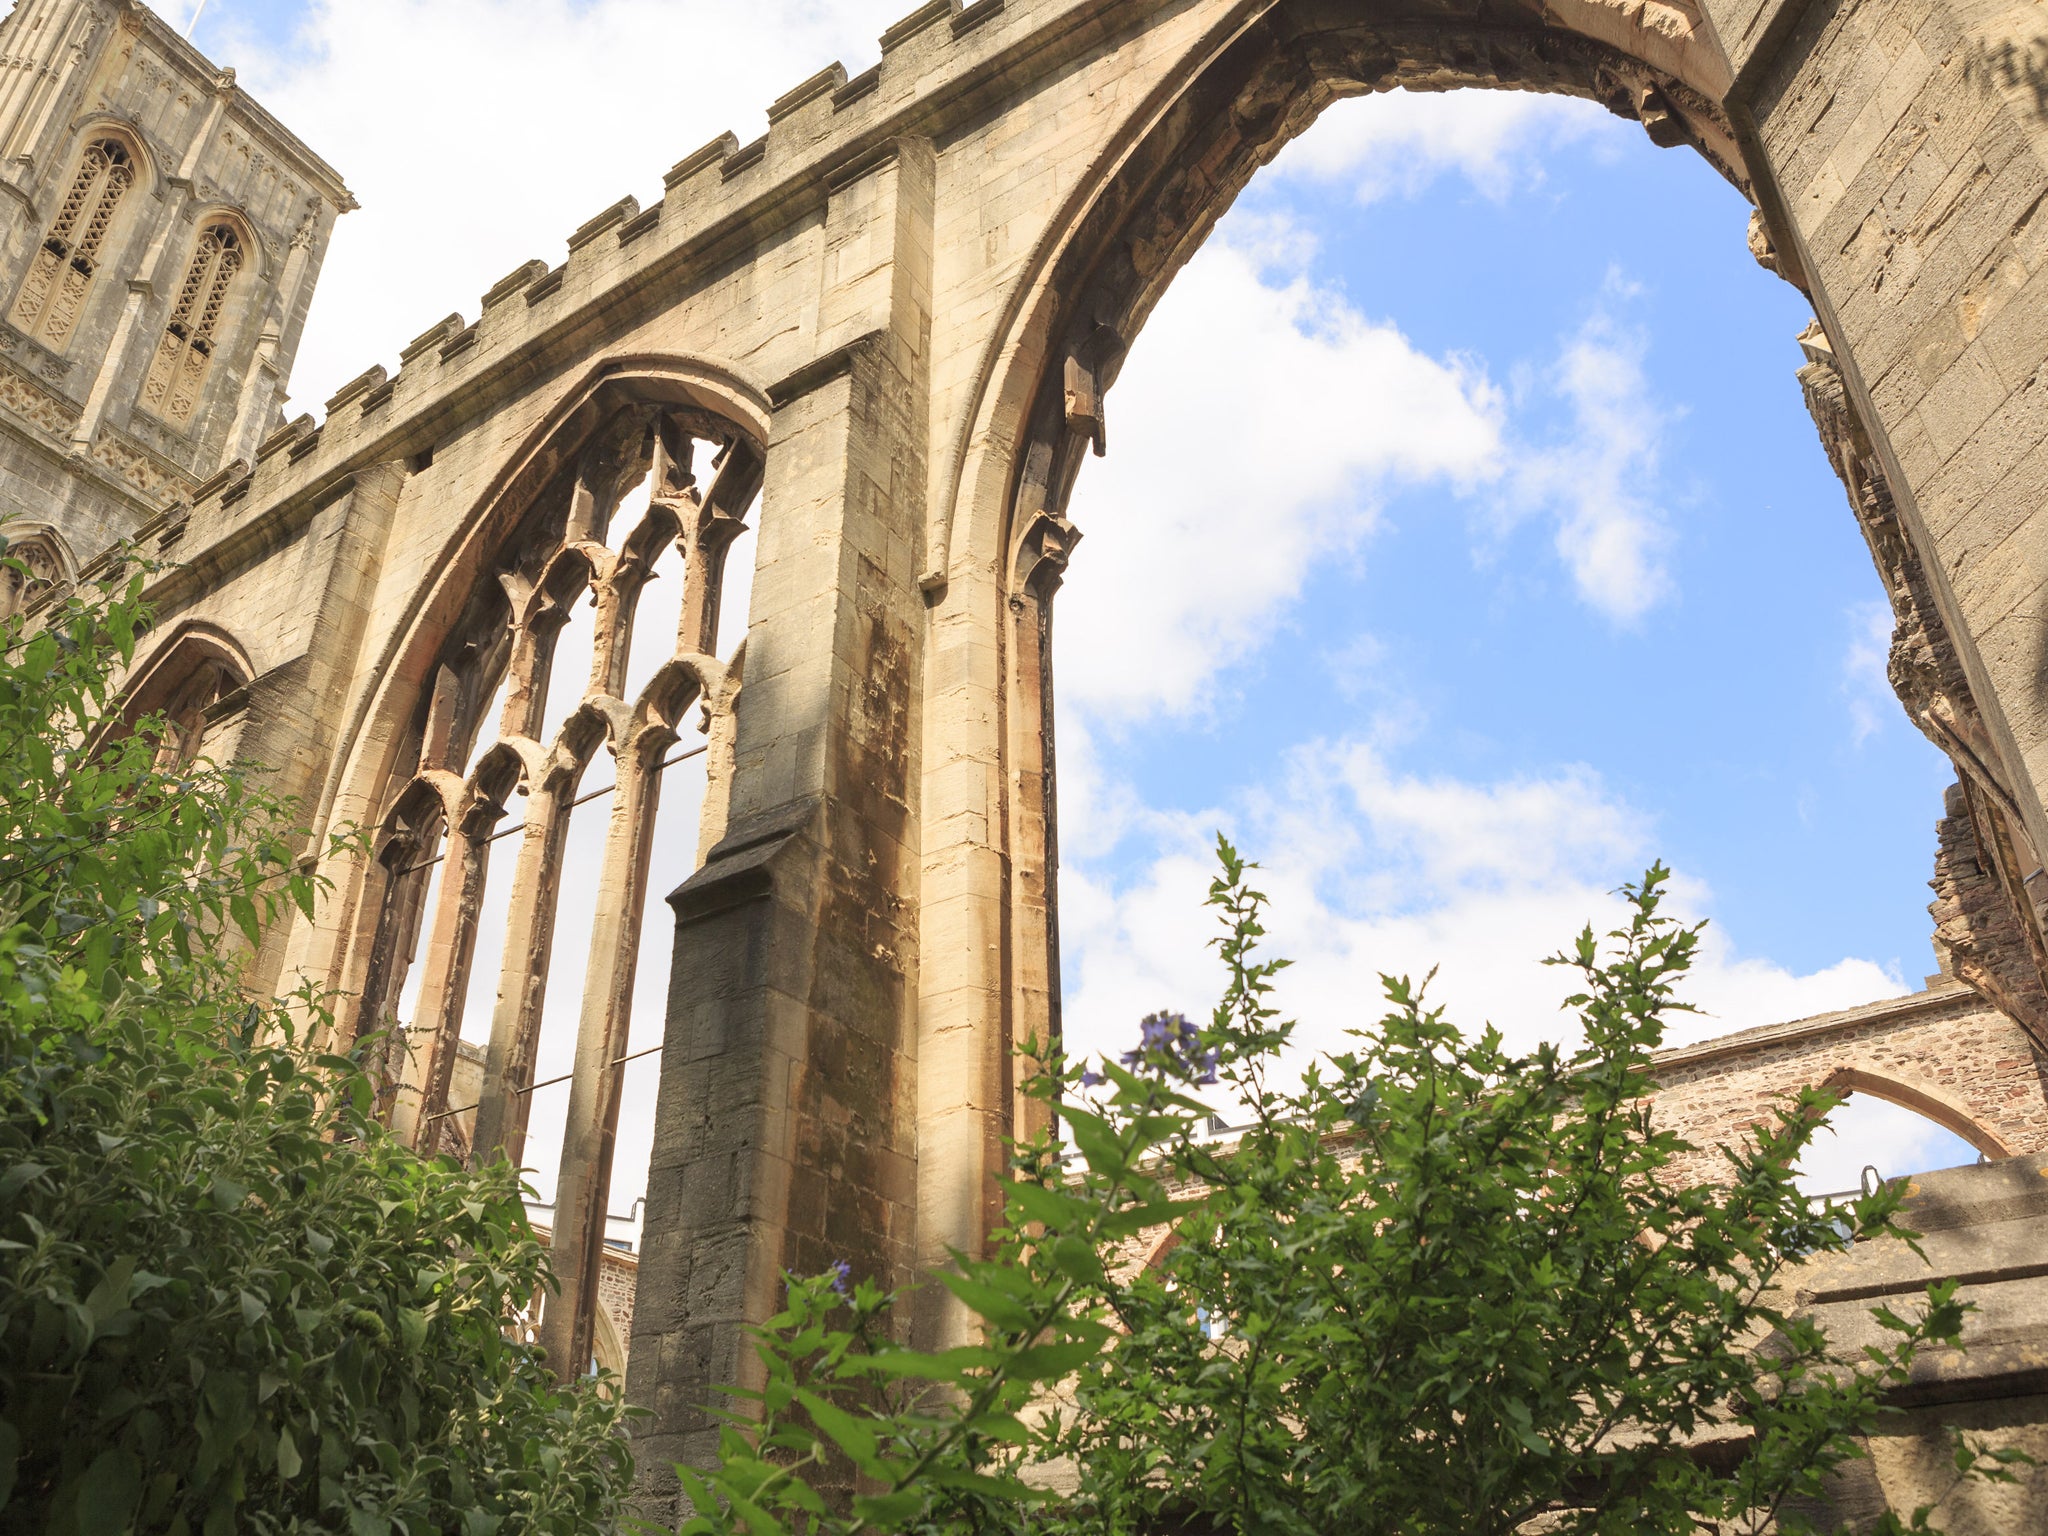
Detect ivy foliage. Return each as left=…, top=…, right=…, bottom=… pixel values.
left=0, top=548, right=632, bottom=1535
left=676, top=840, right=2026, bottom=1535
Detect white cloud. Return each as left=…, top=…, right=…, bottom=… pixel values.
left=1060, top=229, right=1503, bottom=721
left=217, top=0, right=900, bottom=413
left=1321, top=630, right=1391, bottom=703
left=1844, top=598, right=1895, bottom=746
left=1063, top=231, right=1685, bottom=736
left=1796, top=1094, right=1980, bottom=1195
left=1503, top=293, right=1677, bottom=623
left=1059, top=737, right=1907, bottom=1094
left=1272, top=88, right=1628, bottom=204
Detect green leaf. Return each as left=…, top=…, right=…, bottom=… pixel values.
left=923, top=1466, right=1042, bottom=1501
left=795, top=1389, right=883, bottom=1476
left=1063, top=1108, right=1127, bottom=1177
left=722, top=1490, right=785, bottom=1536
left=1006, top=1179, right=1094, bottom=1231
left=1011, top=1337, right=1105, bottom=1379
left=851, top=1489, right=927, bottom=1525
left=933, top=1269, right=1037, bottom=1332
left=398, top=1307, right=428, bottom=1353
left=277, top=1425, right=302, bottom=1480
left=85, top=1256, right=138, bottom=1323
left=76, top=1449, right=142, bottom=1536
left=0, top=1163, right=48, bottom=1203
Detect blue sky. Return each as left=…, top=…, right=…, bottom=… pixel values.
left=1052, top=92, right=1971, bottom=1186
left=177, top=1, right=1978, bottom=1193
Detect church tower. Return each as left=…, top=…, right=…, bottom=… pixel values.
left=0, top=0, right=350, bottom=612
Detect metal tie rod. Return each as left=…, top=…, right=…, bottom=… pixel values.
left=397, top=742, right=706, bottom=876
left=420, top=1041, right=663, bottom=1125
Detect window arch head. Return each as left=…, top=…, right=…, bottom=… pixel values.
left=9, top=135, right=138, bottom=350
left=0, top=523, right=74, bottom=621
left=111, top=624, right=255, bottom=771
left=139, top=219, right=249, bottom=430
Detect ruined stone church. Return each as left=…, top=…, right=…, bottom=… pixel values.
left=5, top=0, right=2048, bottom=1518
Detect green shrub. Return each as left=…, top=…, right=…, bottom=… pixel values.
left=673, top=842, right=2025, bottom=1535
left=0, top=549, right=631, bottom=1535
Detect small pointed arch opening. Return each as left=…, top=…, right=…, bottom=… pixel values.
left=9, top=133, right=140, bottom=350
left=1796, top=1066, right=2007, bottom=1200
left=110, top=622, right=255, bottom=772
left=139, top=216, right=253, bottom=430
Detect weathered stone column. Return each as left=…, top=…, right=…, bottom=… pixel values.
left=625, top=139, right=935, bottom=1506
left=1704, top=0, right=2048, bottom=868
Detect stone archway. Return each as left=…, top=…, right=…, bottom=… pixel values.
left=1647, top=986, right=2048, bottom=1185
left=918, top=1, right=1796, bottom=1321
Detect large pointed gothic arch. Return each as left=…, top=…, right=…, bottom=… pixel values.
left=929, top=9, right=1788, bottom=1188
left=291, top=355, right=768, bottom=1387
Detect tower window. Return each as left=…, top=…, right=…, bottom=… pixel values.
left=8, top=138, right=135, bottom=351
left=139, top=223, right=244, bottom=429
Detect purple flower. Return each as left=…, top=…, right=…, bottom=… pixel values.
left=1120, top=1011, right=1220, bottom=1085
left=1079, top=1069, right=1104, bottom=1088
left=828, top=1260, right=851, bottom=1297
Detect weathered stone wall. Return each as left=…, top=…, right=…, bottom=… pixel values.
left=1703, top=0, right=2048, bottom=903
left=1783, top=1152, right=2048, bottom=1530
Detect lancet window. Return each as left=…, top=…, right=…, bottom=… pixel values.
left=147, top=658, right=240, bottom=770
left=138, top=222, right=245, bottom=428
left=106, top=626, right=252, bottom=770
left=9, top=137, right=135, bottom=350
left=357, top=404, right=763, bottom=1378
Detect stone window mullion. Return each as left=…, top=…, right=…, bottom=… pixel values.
left=541, top=723, right=671, bottom=1374
left=405, top=802, right=505, bottom=1153
left=678, top=441, right=762, bottom=656
left=355, top=796, right=451, bottom=1109
left=469, top=766, right=581, bottom=1169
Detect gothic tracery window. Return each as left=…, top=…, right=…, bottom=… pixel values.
left=0, top=529, right=67, bottom=621
left=8, top=137, right=135, bottom=350
left=357, top=404, right=763, bottom=1375
left=107, top=629, right=253, bottom=774
left=138, top=222, right=245, bottom=428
